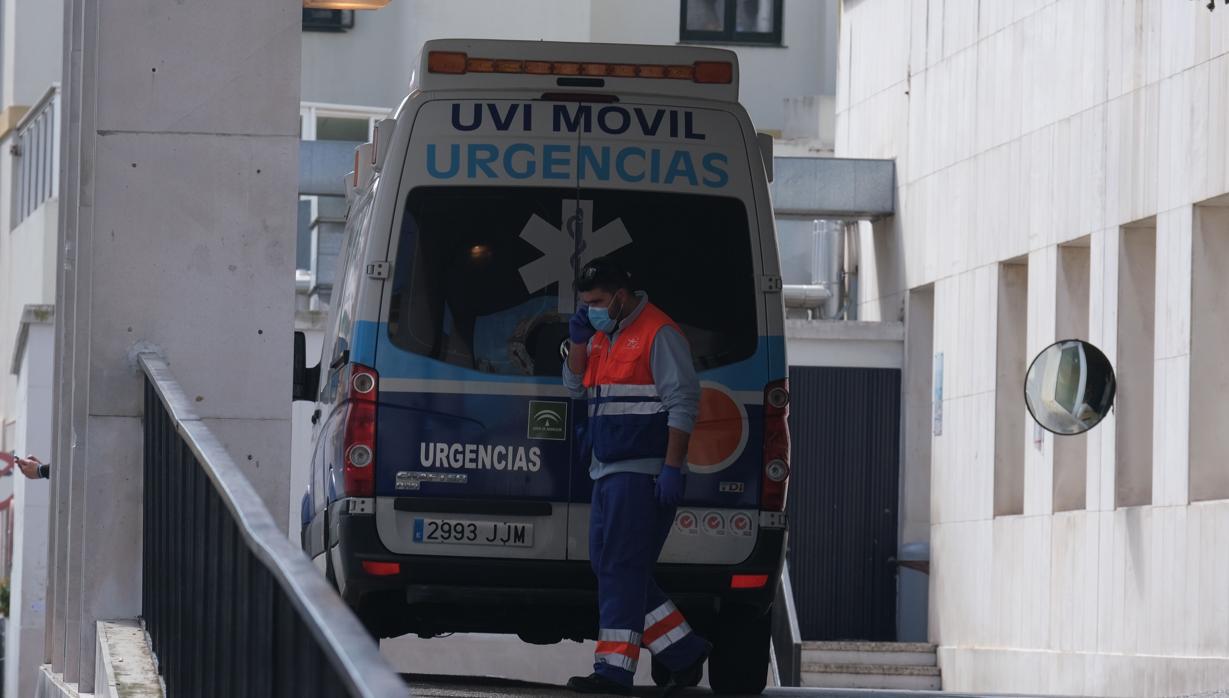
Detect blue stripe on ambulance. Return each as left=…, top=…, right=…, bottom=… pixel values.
left=359, top=319, right=780, bottom=510
left=356, top=319, right=784, bottom=388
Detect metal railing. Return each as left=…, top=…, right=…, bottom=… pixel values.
left=140, top=354, right=408, bottom=697
left=11, top=84, right=60, bottom=230
left=771, top=562, right=803, bottom=687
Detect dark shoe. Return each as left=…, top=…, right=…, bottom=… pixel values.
left=567, top=672, right=634, bottom=695
left=662, top=641, right=712, bottom=696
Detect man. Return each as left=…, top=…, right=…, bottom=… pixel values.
left=563, top=257, right=710, bottom=696
left=3, top=453, right=49, bottom=480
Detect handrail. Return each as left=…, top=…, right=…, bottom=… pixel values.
left=11, top=84, right=60, bottom=229
left=13, top=83, right=60, bottom=133
left=139, top=353, right=408, bottom=697
left=770, top=561, right=803, bottom=686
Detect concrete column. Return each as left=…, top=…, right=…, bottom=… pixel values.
left=49, top=0, right=301, bottom=690
left=47, top=0, right=82, bottom=676
left=1151, top=206, right=1192, bottom=508
left=1024, top=247, right=1056, bottom=517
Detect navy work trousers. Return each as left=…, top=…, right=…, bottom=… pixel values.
left=589, top=472, right=707, bottom=686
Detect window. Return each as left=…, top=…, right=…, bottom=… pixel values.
left=389, top=186, right=759, bottom=377
left=680, top=0, right=784, bottom=45
left=316, top=117, right=370, bottom=142
left=994, top=260, right=1028, bottom=517
left=302, top=9, right=355, bottom=32
left=299, top=104, right=388, bottom=142
left=1116, top=222, right=1156, bottom=507
left=1191, top=204, right=1229, bottom=502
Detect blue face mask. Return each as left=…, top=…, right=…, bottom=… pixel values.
left=588, top=294, right=624, bottom=334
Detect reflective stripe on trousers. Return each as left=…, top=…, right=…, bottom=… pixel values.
left=643, top=600, right=693, bottom=654
left=595, top=629, right=642, bottom=672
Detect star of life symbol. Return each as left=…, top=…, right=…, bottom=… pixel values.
left=517, top=200, right=633, bottom=314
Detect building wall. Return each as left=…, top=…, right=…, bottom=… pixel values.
left=300, top=1, right=591, bottom=110
left=300, top=0, right=836, bottom=134
left=0, top=202, right=57, bottom=428
left=6, top=320, right=52, bottom=698
left=1, top=0, right=63, bottom=108
left=837, top=0, right=1229, bottom=694
left=588, top=0, right=837, bottom=132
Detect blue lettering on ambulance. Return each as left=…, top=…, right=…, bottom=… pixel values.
left=664, top=150, right=698, bottom=187
left=635, top=108, right=665, bottom=137
left=542, top=144, right=571, bottom=180
left=684, top=111, right=706, bottom=141
left=451, top=103, right=482, bottom=131
left=553, top=104, right=591, bottom=133
left=702, top=153, right=729, bottom=188
left=615, top=147, right=647, bottom=182
left=597, top=106, right=631, bottom=135
left=504, top=143, right=537, bottom=179
left=426, top=142, right=730, bottom=189
left=468, top=144, right=500, bottom=178
left=578, top=145, right=611, bottom=181
left=489, top=103, right=525, bottom=131
left=452, top=103, right=534, bottom=132
left=427, top=143, right=461, bottom=178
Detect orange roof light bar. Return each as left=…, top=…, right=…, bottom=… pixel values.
left=304, top=0, right=391, bottom=9
left=466, top=58, right=496, bottom=73
left=694, top=61, right=734, bottom=84
left=427, top=51, right=467, bottom=74
left=425, top=51, right=732, bottom=84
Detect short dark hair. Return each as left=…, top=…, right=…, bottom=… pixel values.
left=576, top=257, right=633, bottom=294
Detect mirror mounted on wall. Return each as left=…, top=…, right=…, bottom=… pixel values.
left=1024, top=339, right=1116, bottom=436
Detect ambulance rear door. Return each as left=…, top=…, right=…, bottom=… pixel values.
left=559, top=98, right=772, bottom=566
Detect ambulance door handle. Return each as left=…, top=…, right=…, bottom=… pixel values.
left=311, top=409, right=321, bottom=425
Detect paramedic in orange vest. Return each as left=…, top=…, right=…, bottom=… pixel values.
left=563, top=257, right=709, bottom=696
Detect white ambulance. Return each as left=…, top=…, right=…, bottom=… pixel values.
left=294, top=39, right=791, bottom=695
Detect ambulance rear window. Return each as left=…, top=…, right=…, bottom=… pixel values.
left=388, top=186, right=758, bottom=376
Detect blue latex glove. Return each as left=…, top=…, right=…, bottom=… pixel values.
left=569, top=305, right=596, bottom=345
left=656, top=465, right=685, bottom=506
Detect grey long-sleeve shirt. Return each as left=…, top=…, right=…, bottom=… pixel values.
left=563, top=293, right=701, bottom=480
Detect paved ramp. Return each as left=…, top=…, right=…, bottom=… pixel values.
left=403, top=673, right=1021, bottom=698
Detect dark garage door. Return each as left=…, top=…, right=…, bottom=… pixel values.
left=786, top=365, right=901, bottom=641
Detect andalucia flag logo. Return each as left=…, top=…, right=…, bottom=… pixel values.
left=528, top=401, right=568, bottom=441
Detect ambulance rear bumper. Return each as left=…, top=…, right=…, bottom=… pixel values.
left=334, top=508, right=786, bottom=638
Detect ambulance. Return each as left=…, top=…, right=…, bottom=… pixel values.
left=293, top=39, right=790, bottom=695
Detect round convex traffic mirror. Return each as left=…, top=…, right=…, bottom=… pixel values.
left=1024, top=339, right=1116, bottom=436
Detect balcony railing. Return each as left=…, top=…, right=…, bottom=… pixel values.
left=11, top=84, right=60, bottom=230
left=140, top=353, right=408, bottom=697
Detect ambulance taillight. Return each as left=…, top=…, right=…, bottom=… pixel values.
left=761, top=379, right=790, bottom=511
left=343, top=364, right=379, bottom=497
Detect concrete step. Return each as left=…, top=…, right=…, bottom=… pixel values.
left=800, top=640, right=937, bottom=667
left=801, top=662, right=942, bottom=691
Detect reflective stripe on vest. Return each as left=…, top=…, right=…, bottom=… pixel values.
left=582, top=302, right=679, bottom=463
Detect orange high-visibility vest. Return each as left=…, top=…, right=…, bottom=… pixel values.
left=583, top=302, right=679, bottom=462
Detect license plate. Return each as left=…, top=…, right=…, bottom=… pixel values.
left=413, top=518, right=534, bottom=547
